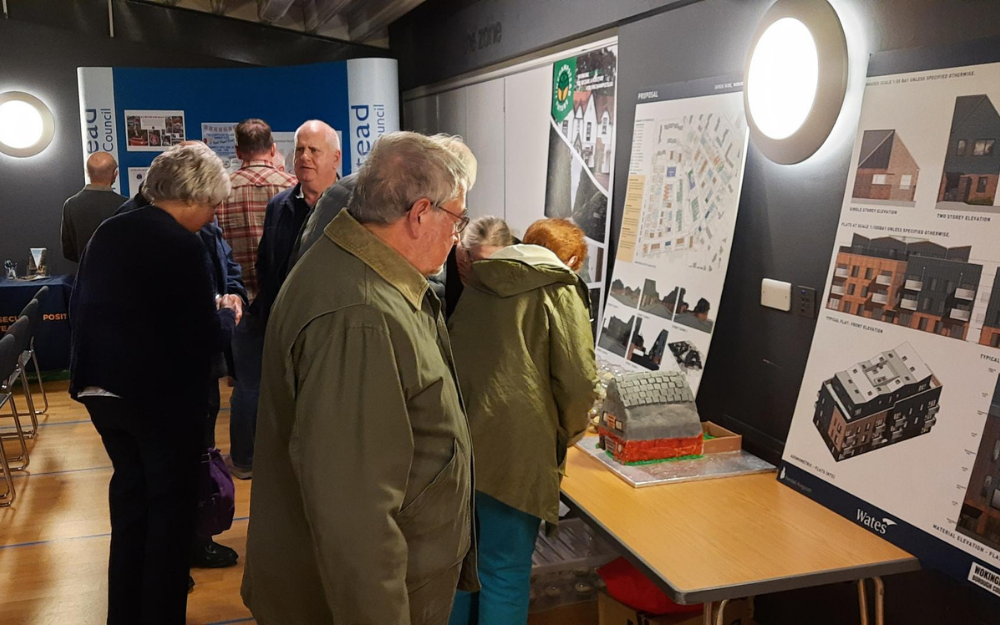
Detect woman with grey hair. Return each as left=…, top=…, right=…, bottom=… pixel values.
left=70, top=142, right=241, bottom=624
left=437, top=216, right=515, bottom=318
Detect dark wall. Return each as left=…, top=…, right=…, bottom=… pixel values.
left=0, top=3, right=386, bottom=277
left=390, top=0, right=1000, bottom=622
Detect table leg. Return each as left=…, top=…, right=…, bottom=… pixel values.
left=714, top=599, right=730, bottom=625
left=703, top=602, right=714, bottom=625
left=873, top=577, right=885, bottom=625
left=858, top=579, right=869, bottom=625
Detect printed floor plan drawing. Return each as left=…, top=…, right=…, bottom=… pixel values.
left=634, top=110, right=745, bottom=271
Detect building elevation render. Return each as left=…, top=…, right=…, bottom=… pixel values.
left=814, top=343, right=942, bottom=462
left=958, top=374, right=1000, bottom=550
left=853, top=129, right=920, bottom=203
left=938, top=95, right=1000, bottom=206
left=828, top=234, right=981, bottom=340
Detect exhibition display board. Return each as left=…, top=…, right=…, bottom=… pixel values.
left=780, top=55, right=1000, bottom=598
left=78, top=58, right=399, bottom=195
left=545, top=46, right=618, bottom=324
left=597, top=76, right=749, bottom=393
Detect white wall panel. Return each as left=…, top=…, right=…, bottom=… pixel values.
left=464, top=78, right=506, bottom=220
left=502, top=66, right=551, bottom=239
left=435, top=87, right=468, bottom=139
left=403, top=95, right=436, bottom=134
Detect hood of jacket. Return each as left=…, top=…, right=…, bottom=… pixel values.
left=470, top=244, right=580, bottom=298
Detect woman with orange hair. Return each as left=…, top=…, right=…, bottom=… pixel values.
left=448, top=218, right=597, bottom=625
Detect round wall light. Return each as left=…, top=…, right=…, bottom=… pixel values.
left=744, top=0, right=848, bottom=164
left=0, top=91, right=55, bottom=158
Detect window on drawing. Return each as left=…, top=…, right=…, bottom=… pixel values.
left=848, top=283, right=856, bottom=295
left=974, top=139, right=995, bottom=156
left=602, top=114, right=609, bottom=135
left=865, top=268, right=873, bottom=279
left=562, top=120, right=569, bottom=135
left=956, top=139, right=967, bottom=155
left=900, top=175, right=912, bottom=189
left=586, top=122, right=592, bottom=141
left=872, top=174, right=887, bottom=185
left=979, top=176, right=989, bottom=193
left=992, top=334, right=1000, bottom=348
left=851, top=266, right=859, bottom=278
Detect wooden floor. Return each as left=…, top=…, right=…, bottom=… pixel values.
left=0, top=380, right=255, bottom=625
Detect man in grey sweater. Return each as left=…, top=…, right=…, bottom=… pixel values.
left=61, top=152, right=126, bottom=263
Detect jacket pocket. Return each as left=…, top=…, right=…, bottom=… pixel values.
left=397, top=439, right=471, bottom=590
left=399, top=439, right=458, bottom=520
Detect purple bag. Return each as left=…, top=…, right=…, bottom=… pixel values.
left=197, top=447, right=236, bottom=537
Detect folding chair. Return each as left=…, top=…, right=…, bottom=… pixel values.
left=0, top=334, right=25, bottom=505
left=3, top=317, right=39, bottom=438
left=19, top=296, right=49, bottom=415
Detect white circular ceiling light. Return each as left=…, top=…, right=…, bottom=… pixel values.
left=744, top=0, right=848, bottom=164
left=0, top=92, right=55, bottom=158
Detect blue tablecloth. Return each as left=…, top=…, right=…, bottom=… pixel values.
left=0, top=275, right=74, bottom=371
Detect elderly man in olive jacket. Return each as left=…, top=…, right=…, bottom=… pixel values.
left=242, top=131, right=478, bottom=625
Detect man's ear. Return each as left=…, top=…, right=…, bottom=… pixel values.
left=568, top=255, right=579, bottom=269
left=269, top=144, right=277, bottom=158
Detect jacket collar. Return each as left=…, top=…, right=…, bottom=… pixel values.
left=84, top=184, right=114, bottom=192
left=325, top=210, right=428, bottom=311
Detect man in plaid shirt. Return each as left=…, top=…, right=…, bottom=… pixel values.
left=218, top=119, right=296, bottom=302
left=218, top=119, right=295, bottom=478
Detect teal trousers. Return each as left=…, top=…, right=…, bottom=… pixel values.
left=449, top=491, right=541, bottom=625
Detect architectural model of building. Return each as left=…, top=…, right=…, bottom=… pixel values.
left=828, top=234, right=981, bottom=340
left=938, top=95, right=1000, bottom=208
left=598, top=370, right=704, bottom=463
left=853, top=129, right=919, bottom=203
left=813, top=343, right=942, bottom=462
left=958, top=375, right=1000, bottom=550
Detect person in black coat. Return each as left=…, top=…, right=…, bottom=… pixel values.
left=70, top=143, right=241, bottom=625
left=115, top=182, right=246, bottom=570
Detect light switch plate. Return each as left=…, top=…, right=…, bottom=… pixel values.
left=761, top=278, right=792, bottom=312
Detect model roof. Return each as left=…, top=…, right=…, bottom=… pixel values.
left=612, top=370, right=694, bottom=409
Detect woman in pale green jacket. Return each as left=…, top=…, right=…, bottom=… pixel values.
left=448, top=218, right=598, bottom=625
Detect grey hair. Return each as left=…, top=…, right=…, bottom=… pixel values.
left=429, top=134, right=478, bottom=190
left=462, top=216, right=513, bottom=250
left=347, top=131, right=472, bottom=225
left=143, top=142, right=231, bottom=206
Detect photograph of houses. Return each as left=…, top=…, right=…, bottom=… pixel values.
left=937, top=95, right=1000, bottom=211
left=813, top=343, right=942, bottom=462
left=598, top=312, right=635, bottom=358
left=672, top=287, right=715, bottom=334
left=610, top=277, right=642, bottom=308
left=827, top=234, right=981, bottom=341
left=639, top=278, right=679, bottom=320
left=852, top=129, right=919, bottom=205
left=545, top=47, right=617, bottom=244
left=626, top=317, right=669, bottom=371
left=958, top=375, right=1000, bottom=551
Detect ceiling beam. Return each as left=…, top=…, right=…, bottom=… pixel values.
left=346, top=0, right=425, bottom=42
left=305, top=0, right=352, bottom=32
left=256, top=0, right=297, bottom=22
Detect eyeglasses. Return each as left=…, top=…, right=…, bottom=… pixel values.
left=435, top=203, right=470, bottom=234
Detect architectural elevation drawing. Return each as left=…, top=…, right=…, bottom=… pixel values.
left=813, top=343, right=942, bottom=462
left=853, top=129, right=919, bottom=205
left=828, top=234, right=982, bottom=342
left=598, top=313, right=634, bottom=358
left=938, top=95, right=1000, bottom=211
left=609, top=277, right=642, bottom=309
left=958, top=375, right=1000, bottom=551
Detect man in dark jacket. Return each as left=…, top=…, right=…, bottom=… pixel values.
left=61, top=152, right=127, bottom=262
left=115, top=184, right=246, bottom=571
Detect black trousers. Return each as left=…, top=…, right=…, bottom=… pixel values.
left=205, top=379, right=221, bottom=449
left=85, top=397, right=202, bottom=625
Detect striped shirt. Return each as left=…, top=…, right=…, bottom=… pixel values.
left=217, top=161, right=296, bottom=302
